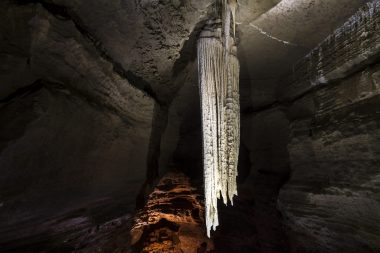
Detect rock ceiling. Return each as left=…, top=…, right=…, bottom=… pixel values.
left=1, top=0, right=371, bottom=107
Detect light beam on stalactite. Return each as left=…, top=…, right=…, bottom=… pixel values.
left=198, top=0, right=240, bottom=237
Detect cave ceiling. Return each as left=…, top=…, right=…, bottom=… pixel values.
left=1, top=0, right=371, bottom=106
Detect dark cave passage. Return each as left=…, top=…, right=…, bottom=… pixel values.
left=1, top=0, right=380, bottom=253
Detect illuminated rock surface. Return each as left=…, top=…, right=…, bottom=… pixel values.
left=131, top=172, right=214, bottom=253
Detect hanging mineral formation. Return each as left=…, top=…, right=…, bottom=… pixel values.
left=198, top=0, right=240, bottom=237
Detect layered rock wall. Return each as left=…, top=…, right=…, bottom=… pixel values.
left=0, top=1, right=155, bottom=246
left=279, top=1, right=380, bottom=252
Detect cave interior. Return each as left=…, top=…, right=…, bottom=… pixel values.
left=0, top=0, right=380, bottom=252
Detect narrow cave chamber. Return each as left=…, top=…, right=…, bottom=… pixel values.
left=0, top=0, right=379, bottom=253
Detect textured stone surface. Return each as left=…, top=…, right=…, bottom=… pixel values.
left=0, top=1, right=157, bottom=248
left=279, top=65, right=380, bottom=253
left=131, top=172, right=214, bottom=253
left=0, top=2, right=156, bottom=246
left=281, top=0, right=380, bottom=101
left=0, top=195, right=135, bottom=252
left=1, top=0, right=379, bottom=252
left=278, top=2, right=380, bottom=252
left=239, top=0, right=371, bottom=81
left=0, top=84, right=153, bottom=252
left=29, top=7, right=153, bottom=125
left=26, top=0, right=212, bottom=104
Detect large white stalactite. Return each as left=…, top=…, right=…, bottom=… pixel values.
left=198, top=3, right=240, bottom=236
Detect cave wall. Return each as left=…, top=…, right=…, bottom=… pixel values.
left=158, top=61, right=203, bottom=179
left=0, top=83, right=152, bottom=244
left=278, top=1, right=380, bottom=252
left=0, top=2, right=155, bottom=245
left=0, top=1, right=221, bottom=248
